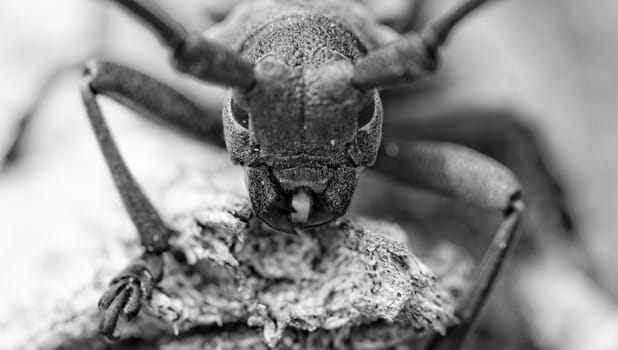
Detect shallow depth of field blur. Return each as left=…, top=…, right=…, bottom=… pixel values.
left=0, top=0, right=617, bottom=349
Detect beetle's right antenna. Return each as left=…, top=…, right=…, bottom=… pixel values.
left=352, top=0, right=492, bottom=90
left=112, top=0, right=255, bottom=90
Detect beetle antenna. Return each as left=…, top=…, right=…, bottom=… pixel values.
left=351, top=0, right=494, bottom=90
left=112, top=0, right=255, bottom=90
left=424, top=196, right=524, bottom=350
left=114, top=0, right=188, bottom=50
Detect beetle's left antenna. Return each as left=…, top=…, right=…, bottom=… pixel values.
left=112, top=0, right=255, bottom=90
left=352, top=0, right=492, bottom=90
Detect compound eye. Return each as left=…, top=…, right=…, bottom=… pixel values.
left=231, top=98, right=249, bottom=129
left=357, top=97, right=375, bottom=129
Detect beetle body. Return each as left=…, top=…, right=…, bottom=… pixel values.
left=212, top=0, right=389, bottom=231
left=10, top=0, right=527, bottom=344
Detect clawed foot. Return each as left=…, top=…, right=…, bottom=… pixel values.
left=98, top=253, right=164, bottom=341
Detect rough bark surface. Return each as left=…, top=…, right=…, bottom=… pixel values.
left=3, top=172, right=471, bottom=350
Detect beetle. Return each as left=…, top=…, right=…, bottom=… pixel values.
left=5, top=0, right=532, bottom=348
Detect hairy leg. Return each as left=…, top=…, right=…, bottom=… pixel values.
left=81, top=59, right=224, bottom=339
left=382, top=101, right=574, bottom=236
left=372, top=140, right=524, bottom=350
left=375, top=93, right=574, bottom=348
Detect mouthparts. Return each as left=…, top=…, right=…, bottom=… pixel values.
left=291, top=187, right=312, bottom=227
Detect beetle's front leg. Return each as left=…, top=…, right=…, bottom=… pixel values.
left=82, top=73, right=171, bottom=341
left=97, top=252, right=163, bottom=340
left=372, top=141, right=524, bottom=350
left=80, top=60, right=224, bottom=340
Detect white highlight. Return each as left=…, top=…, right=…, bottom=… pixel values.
left=291, top=188, right=311, bottom=226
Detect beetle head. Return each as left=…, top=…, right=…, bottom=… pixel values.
left=222, top=55, right=383, bottom=232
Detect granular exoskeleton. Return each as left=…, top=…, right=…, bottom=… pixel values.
left=44, top=0, right=529, bottom=348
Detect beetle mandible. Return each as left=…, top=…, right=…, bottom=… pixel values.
left=42, top=0, right=526, bottom=348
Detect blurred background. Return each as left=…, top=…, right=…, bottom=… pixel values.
left=0, top=0, right=617, bottom=349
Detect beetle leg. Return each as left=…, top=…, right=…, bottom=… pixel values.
left=382, top=101, right=574, bottom=233
left=373, top=140, right=524, bottom=350
left=1, top=59, right=226, bottom=170
left=97, top=253, right=162, bottom=341
left=110, top=0, right=255, bottom=89
left=80, top=59, right=223, bottom=339
left=84, top=60, right=225, bottom=146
